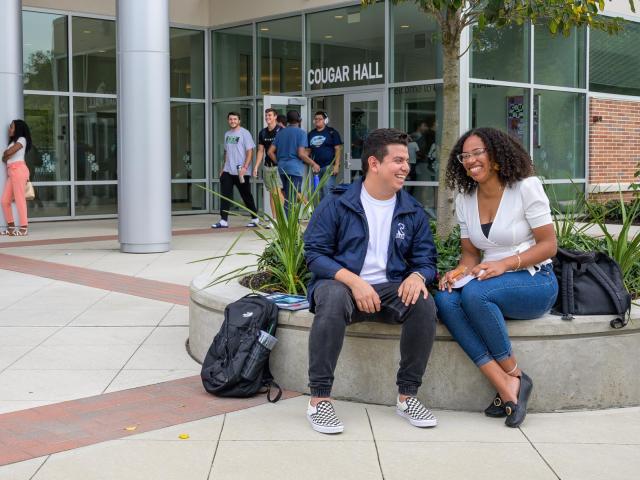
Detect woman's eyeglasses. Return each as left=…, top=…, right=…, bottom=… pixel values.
left=456, top=148, right=487, bottom=163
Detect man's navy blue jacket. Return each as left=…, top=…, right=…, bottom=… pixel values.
left=303, top=178, right=438, bottom=312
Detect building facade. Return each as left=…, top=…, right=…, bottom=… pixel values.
left=4, top=0, right=640, bottom=223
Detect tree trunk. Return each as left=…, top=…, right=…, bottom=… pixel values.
left=436, top=19, right=462, bottom=239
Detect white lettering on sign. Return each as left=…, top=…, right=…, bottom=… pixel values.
left=307, top=62, right=382, bottom=86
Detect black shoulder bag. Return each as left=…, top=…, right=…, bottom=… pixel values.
left=551, top=248, right=631, bottom=329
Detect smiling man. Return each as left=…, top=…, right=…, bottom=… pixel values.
left=303, top=128, right=438, bottom=434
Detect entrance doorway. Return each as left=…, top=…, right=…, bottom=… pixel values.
left=261, top=91, right=385, bottom=209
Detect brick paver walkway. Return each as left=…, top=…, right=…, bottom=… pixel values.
left=0, top=227, right=297, bottom=468
left=0, top=376, right=299, bottom=466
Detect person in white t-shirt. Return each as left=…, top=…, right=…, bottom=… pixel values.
left=303, top=128, right=439, bottom=434
left=1, top=120, right=32, bottom=236
left=435, top=127, right=558, bottom=428
left=211, top=112, right=259, bottom=229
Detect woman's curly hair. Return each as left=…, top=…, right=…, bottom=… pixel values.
left=445, top=127, right=534, bottom=194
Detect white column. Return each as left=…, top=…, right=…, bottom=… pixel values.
left=0, top=0, right=23, bottom=228
left=117, top=0, right=171, bottom=253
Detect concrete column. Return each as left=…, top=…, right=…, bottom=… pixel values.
left=117, top=0, right=171, bottom=253
left=0, top=0, right=23, bottom=228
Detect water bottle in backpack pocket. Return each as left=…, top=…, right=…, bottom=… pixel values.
left=201, top=294, right=282, bottom=401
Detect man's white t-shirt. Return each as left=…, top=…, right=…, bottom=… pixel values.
left=359, top=185, right=396, bottom=285
left=6, top=137, right=26, bottom=165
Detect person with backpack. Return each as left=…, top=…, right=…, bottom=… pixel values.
left=267, top=110, right=319, bottom=213
left=307, top=110, right=343, bottom=199
left=434, top=127, right=558, bottom=428
left=303, top=128, right=438, bottom=434
left=1, top=119, right=32, bottom=236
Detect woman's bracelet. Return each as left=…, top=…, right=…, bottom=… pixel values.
left=514, top=254, right=522, bottom=271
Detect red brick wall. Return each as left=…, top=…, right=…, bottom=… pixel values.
left=589, top=98, right=640, bottom=188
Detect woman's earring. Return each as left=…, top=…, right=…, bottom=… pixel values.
left=493, top=163, right=501, bottom=171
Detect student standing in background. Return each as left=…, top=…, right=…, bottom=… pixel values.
left=307, top=111, right=343, bottom=200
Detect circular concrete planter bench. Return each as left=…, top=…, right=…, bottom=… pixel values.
left=189, top=274, right=640, bottom=412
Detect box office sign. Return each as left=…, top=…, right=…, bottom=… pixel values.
left=307, top=61, right=383, bottom=87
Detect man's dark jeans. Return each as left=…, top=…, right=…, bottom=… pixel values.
left=308, top=279, right=437, bottom=398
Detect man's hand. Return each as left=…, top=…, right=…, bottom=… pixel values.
left=239, top=166, right=248, bottom=177
left=349, top=277, right=381, bottom=313
left=332, top=164, right=340, bottom=176
left=398, top=273, right=429, bottom=306
left=311, top=162, right=321, bottom=174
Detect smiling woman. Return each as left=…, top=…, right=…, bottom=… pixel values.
left=435, top=127, right=558, bottom=429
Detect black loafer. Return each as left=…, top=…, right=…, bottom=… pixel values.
left=484, top=393, right=507, bottom=418
left=504, top=372, right=533, bottom=428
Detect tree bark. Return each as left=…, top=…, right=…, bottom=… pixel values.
left=436, top=11, right=462, bottom=239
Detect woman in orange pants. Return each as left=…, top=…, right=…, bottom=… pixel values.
left=1, top=120, right=32, bottom=236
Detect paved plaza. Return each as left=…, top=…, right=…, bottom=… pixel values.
left=0, top=217, right=639, bottom=479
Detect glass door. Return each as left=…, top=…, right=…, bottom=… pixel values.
left=343, top=92, right=384, bottom=183
left=262, top=96, right=308, bottom=129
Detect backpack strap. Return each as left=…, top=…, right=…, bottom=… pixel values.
left=266, top=380, right=283, bottom=403
left=560, top=262, right=574, bottom=321
left=262, top=364, right=282, bottom=403
left=587, top=263, right=630, bottom=329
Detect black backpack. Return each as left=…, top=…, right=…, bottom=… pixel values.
left=551, top=248, right=631, bottom=328
left=201, top=294, right=282, bottom=402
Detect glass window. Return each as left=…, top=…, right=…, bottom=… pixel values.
left=470, top=84, right=530, bottom=150
left=212, top=25, right=253, bottom=98
left=23, top=11, right=68, bottom=91
left=257, top=16, right=302, bottom=94
left=534, top=24, right=585, bottom=88
left=74, top=97, right=117, bottom=181
left=390, top=84, right=442, bottom=182
left=391, top=3, right=441, bottom=83
left=24, top=94, right=70, bottom=182
left=590, top=21, right=640, bottom=96
left=27, top=186, right=71, bottom=218
left=72, top=17, right=116, bottom=94
left=75, top=184, right=117, bottom=215
left=542, top=183, right=585, bottom=213
left=471, top=23, right=529, bottom=83
left=307, top=3, right=385, bottom=90
left=212, top=101, right=254, bottom=177
left=532, top=90, right=585, bottom=180
left=407, top=186, right=437, bottom=219
left=170, top=28, right=205, bottom=99
left=172, top=183, right=206, bottom=211
left=171, top=102, right=205, bottom=179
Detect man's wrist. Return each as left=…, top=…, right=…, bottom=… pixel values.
left=410, top=271, right=426, bottom=283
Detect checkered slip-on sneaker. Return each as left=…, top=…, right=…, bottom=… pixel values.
left=396, top=396, right=438, bottom=428
left=307, top=400, right=344, bottom=434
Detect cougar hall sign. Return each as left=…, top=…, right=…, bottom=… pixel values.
left=307, top=62, right=383, bottom=86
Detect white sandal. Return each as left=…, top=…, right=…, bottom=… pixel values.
left=10, top=227, right=28, bottom=236
left=0, top=226, right=15, bottom=236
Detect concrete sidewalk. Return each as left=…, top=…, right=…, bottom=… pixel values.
left=1, top=216, right=639, bottom=479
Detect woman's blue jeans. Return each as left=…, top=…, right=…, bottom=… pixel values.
left=434, top=264, right=558, bottom=367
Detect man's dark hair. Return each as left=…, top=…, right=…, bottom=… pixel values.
left=314, top=110, right=327, bottom=119
left=286, top=110, right=301, bottom=124
left=276, top=114, right=286, bottom=125
left=264, top=108, right=278, bottom=116
left=361, top=128, right=409, bottom=177
left=227, top=111, right=240, bottom=119
left=446, top=127, right=534, bottom=194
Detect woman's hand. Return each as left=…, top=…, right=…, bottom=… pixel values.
left=438, top=266, right=467, bottom=293
left=471, top=260, right=509, bottom=281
